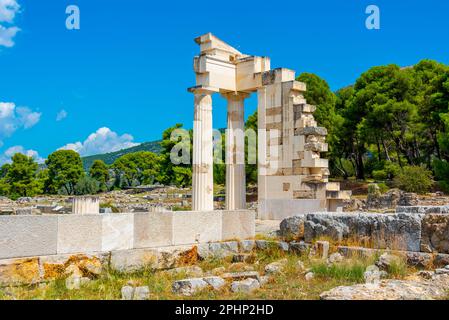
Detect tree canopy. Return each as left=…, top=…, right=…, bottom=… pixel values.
left=45, top=150, right=84, bottom=195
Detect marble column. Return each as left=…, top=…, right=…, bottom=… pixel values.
left=223, top=92, right=249, bottom=210
left=191, top=88, right=214, bottom=211
left=72, top=196, right=100, bottom=214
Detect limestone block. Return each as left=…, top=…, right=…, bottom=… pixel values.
left=396, top=206, right=449, bottom=214
left=203, top=276, right=226, bottom=290
left=198, top=242, right=238, bottom=259
left=326, top=182, right=341, bottom=192
left=0, top=257, right=41, bottom=286
left=102, top=214, right=134, bottom=251
left=239, top=240, right=255, bottom=252
left=320, top=276, right=449, bottom=300
left=172, top=278, right=208, bottom=296
left=372, top=213, right=422, bottom=252
left=133, top=212, right=173, bottom=248
left=110, top=248, right=159, bottom=272
left=304, top=142, right=328, bottom=152
left=258, top=199, right=323, bottom=220
left=236, top=56, right=269, bottom=91
left=262, top=69, right=295, bottom=86
left=195, top=55, right=236, bottom=91
left=304, top=213, right=422, bottom=252
left=172, top=211, right=222, bottom=245
left=57, top=215, right=102, bottom=254
left=434, top=253, right=449, bottom=267
left=231, top=278, right=260, bottom=293
left=301, top=151, right=329, bottom=168
left=0, top=215, right=58, bottom=259
left=39, top=252, right=109, bottom=280
left=279, top=215, right=306, bottom=240
left=297, top=127, right=327, bottom=136
left=421, top=214, right=449, bottom=253
left=222, top=210, right=255, bottom=240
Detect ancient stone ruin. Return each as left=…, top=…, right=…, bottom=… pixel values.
left=189, top=33, right=350, bottom=220
left=0, top=34, right=449, bottom=300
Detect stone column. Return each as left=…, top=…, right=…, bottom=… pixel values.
left=223, top=92, right=249, bottom=210
left=72, top=196, right=100, bottom=214
left=191, top=88, right=214, bottom=211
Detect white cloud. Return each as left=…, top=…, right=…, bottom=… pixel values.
left=56, top=109, right=67, bottom=121
left=59, top=127, right=139, bottom=156
left=0, top=145, right=44, bottom=165
left=0, top=0, right=20, bottom=48
left=0, top=24, right=19, bottom=47
left=0, top=102, right=41, bottom=146
left=0, top=0, right=19, bottom=23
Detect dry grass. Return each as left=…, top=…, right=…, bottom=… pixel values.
left=0, top=248, right=415, bottom=300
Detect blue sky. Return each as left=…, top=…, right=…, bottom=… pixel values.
left=0, top=0, right=448, bottom=162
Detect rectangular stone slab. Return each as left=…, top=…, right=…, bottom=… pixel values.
left=133, top=212, right=173, bottom=248
left=172, top=211, right=222, bottom=245
left=222, top=210, right=255, bottom=240
left=110, top=248, right=159, bottom=272
left=304, top=212, right=422, bottom=252
left=57, top=215, right=102, bottom=254
left=102, top=214, right=134, bottom=251
left=0, top=215, right=58, bottom=259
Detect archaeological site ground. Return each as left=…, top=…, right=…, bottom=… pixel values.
left=1, top=0, right=449, bottom=317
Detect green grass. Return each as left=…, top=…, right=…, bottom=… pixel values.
left=0, top=250, right=415, bottom=300
left=310, top=259, right=369, bottom=283
left=384, top=257, right=409, bottom=278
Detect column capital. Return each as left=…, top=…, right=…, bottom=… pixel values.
left=221, top=91, right=250, bottom=100
left=188, top=85, right=219, bottom=95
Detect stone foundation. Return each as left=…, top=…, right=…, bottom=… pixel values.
left=0, top=210, right=255, bottom=260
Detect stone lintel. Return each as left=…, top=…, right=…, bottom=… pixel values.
left=187, top=85, right=219, bottom=94
left=220, top=91, right=250, bottom=100
left=194, top=33, right=244, bottom=56
left=262, top=68, right=296, bottom=86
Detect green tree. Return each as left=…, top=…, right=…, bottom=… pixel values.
left=74, top=175, right=100, bottom=195
left=158, top=124, right=192, bottom=187
left=297, top=73, right=337, bottom=131
left=1, top=153, right=42, bottom=199
left=45, top=150, right=84, bottom=195
left=411, top=60, right=449, bottom=160
left=89, top=160, right=110, bottom=191
left=245, top=111, right=258, bottom=185
left=394, top=165, right=433, bottom=194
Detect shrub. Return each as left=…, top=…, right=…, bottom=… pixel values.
left=377, top=182, right=389, bottom=194
left=367, top=183, right=381, bottom=196
left=384, top=162, right=401, bottom=178
left=74, top=176, right=100, bottom=195
left=372, top=169, right=387, bottom=181
left=371, top=162, right=401, bottom=181
left=394, top=165, right=433, bottom=194
left=432, top=159, right=449, bottom=193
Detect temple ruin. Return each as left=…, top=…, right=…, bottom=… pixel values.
left=189, top=33, right=351, bottom=219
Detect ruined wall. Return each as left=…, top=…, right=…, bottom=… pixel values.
left=0, top=210, right=255, bottom=260
left=257, top=69, right=350, bottom=220
left=279, top=206, right=449, bottom=254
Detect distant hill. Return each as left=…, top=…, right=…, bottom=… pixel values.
left=81, top=140, right=162, bottom=170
